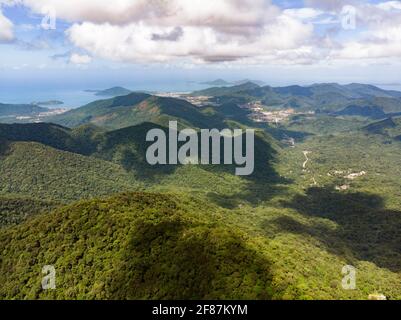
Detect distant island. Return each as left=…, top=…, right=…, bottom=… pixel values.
left=201, top=79, right=265, bottom=86
left=85, top=87, right=132, bottom=97
left=201, top=79, right=232, bottom=86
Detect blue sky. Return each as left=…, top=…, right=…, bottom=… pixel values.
left=1, top=0, right=401, bottom=90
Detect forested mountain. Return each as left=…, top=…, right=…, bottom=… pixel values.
left=49, top=93, right=229, bottom=130
left=0, top=192, right=275, bottom=300
left=1, top=83, right=401, bottom=300
left=193, top=82, right=401, bottom=117
left=0, top=141, right=140, bottom=202
left=363, top=116, right=401, bottom=139
left=0, top=120, right=279, bottom=199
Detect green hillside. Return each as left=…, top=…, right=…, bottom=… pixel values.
left=49, top=94, right=229, bottom=130
left=363, top=116, right=401, bottom=139
left=0, top=121, right=280, bottom=202
left=192, top=83, right=401, bottom=116
left=344, top=83, right=401, bottom=98
left=0, top=192, right=274, bottom=300
left=0, top=123, right=88, bottom=154
left=0, top=196, right=59, bottom=228
left=1, top=186, right=400, bottom=300
left=193, top=82, right=261, bottom=96
left=2, top=84, right=401, bottom=300
left=0, top=141, right=140, bottom=202
left=48, top=93, right=150, bottom=128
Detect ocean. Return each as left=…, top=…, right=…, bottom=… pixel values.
left=0, top=82, right=210, bottom=109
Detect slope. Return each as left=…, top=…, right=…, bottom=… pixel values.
left=0, top=141, right=140, bottom=202
left=363, top=116, right=401, bottom=139
left=192, top=82, right=401, bottom=114
left=0, top=192, right=274, bottom=300
left=49, top=93, right=227, bottom=130
left=0, top=121, right=281, bottom=204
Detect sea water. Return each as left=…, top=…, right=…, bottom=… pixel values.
left=0, top=81, right=209, bottom=109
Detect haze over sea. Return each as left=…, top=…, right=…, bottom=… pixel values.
left=0, top=81, right=212, bottom=109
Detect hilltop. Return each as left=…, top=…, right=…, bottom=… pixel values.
left=201, top=79, right=265, bottom=86
left=48, top=93, right=230, bottom=130
left=0, top=121, right=279, bottom=201
left=0, top=192, right=275, bottom=300
left=192, top=82, right=401, bottom=118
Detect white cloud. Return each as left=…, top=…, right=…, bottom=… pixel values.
left=4, top=0, right=401, bottom=66
left=0, top=0, right=313, bottom=64
left=0, top=9, right=13, bottom=41
left=66, top=13, right=314, bottom=64
left=69, top=53, right=92, bottom=64
left=16, top=0, right=279, bottom=28
left=376, top=1, right=401, bottom=11
left=333, top=1, right=401, bottom=61
left=335, top=25, right=401, bottom=60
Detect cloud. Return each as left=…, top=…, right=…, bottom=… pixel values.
left=1, top=0, right=313, bottom=64
left=332, top=1, right=401, bottom=61
left=335, top=25, right=401, bottom=60
left=16, top=0, right=280, bottom=29
left=0, top=9, right=13, bottom=41
left=69, top=53, right=92, bottom=64
left=376, top=1, right=401, bottom=11
left=4, top=0, right=401, bottom=66
left=66, top=14, right=314, bottom=64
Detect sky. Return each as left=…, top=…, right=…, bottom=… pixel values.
left=1, top=0, right=401, bottom=90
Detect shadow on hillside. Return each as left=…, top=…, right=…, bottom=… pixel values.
left=204, top=130, right=291, bottom=207
left=108, top=219, right=275, bottom=300
left=261, top=186, right=401, bottom=272
left=0, top=139, right=11, bottom=157
left=206, top=182, right=288, bottom=209
left=106, top=124, right=292, bottom=207
left=265, top=127, right=313, bottom=144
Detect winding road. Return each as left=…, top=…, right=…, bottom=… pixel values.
left=303, top=151, right=311, bottom=169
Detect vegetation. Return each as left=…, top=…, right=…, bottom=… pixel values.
left=0, top=193, right=274, bottom=300
left=48, top=93, right=232, bottom=130
left=194, top=82, right=401, bottom=116
left=0, top=196, right=59, bottom=227
left=0, top=141, right=141, bottom=201
left=1, top=84, right=401, bottom=300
